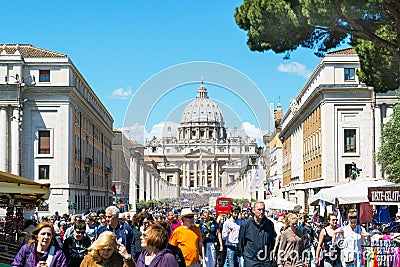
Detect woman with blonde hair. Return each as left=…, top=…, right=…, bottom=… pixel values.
left=12, top=222, right=67, bottom=267
left=340, top=209, right=369, bottom=267
left=80, top=231, right=135, bottom=267
left=277, top=213, right=305, bottom=267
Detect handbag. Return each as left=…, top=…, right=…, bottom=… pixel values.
left=343, top=250, right=355, bottom=265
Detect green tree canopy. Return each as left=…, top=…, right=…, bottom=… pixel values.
left=234, top=0, right=400, bottom=92
left=376, top=101, right=400, bottom=182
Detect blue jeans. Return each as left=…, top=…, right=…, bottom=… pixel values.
left=226, top=246, right=242, bottom=267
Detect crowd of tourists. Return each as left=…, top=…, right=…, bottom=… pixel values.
left=9, top=202, right=400, bottom=267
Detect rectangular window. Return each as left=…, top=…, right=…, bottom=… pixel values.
left=38, top=130, right=51, bottom=154
left=344, top=129, right=356, bottom=153
left=344, top=68, right=355, bottom=81
left=39, top=165, right=50, bottom=179
left=39, top=70, right=50, bottom=82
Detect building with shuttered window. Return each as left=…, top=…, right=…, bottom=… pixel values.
left=0, top=44, right=114, bottom=215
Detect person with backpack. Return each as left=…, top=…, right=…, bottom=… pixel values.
left=11, top=222, right=67, bottom=267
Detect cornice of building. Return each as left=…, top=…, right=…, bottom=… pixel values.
left=280, top=83, right=372, bottom=138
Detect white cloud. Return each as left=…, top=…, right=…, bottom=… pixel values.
left=237, top=122, right=264, bottom=145
left=149, top=121, right=180, bottom=139
left=121, top=121, right=265, bottom=146
left=277, top=62, right=311, bottom=78
left=120, top=123, right=147, bottom=144
left=110, top=87, right=132, bottom=99
left=120, top=121, right=179, bottom=144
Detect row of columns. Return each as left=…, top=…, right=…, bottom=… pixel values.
left=179, top=126, right=225, bottom=141
left=181, top=161, right=220, bottom=188
left=0, top=107, right=20, bottom=175
left=130, top=155, right=171, bottom=212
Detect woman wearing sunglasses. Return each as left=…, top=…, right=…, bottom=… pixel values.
left=315, top=214, right=341, bottom=267
left=340, top=209, right=369, bottom=267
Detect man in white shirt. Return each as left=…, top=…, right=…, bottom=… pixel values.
left=222, top=206, right=244, bottom=267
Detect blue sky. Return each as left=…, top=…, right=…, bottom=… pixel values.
left=3, top=1, right=345, bottom=144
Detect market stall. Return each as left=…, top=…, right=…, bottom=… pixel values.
left=0, top=171, right=50, bottom=241
left=308, top=178, right=393, bottom=206
left=264, top=196, right=302, bottom=211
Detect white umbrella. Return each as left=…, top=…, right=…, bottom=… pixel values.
left=264, top=196, right=302, bottom=211
left=308, top=178, right=394, bottom=206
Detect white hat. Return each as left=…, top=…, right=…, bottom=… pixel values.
left=179, top=208, right=196, bottom=220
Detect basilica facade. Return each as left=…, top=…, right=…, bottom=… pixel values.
left=144, top=82, right=259, bottom=195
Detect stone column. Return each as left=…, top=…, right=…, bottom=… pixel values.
left=182, top=163, right=186, bottom=188
left=0, top=108, right=8, bottom=172
left=216, top=163, right=220, bottom=187
left=129, top=156, right=137, bottom=213
left=186, top=162, right=190, bottom=188
left=146, top=171, right=151, bottom=200
left=211, top=162, right=215, bottom=188
left=203, top=163, right=208, bottom=187
left=139, top=164, right=145, bottom=201
left=194, top=162, right=198, bottom=188
left=11, top=108, right=19, bottom=175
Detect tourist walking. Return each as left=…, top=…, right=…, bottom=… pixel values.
left=97, top=206, right=136, bottom=257
left=315, top=214, right=341, bottom=267
left=80, top=231, right=135, bottom=267
left=136, top=223, right=179, bottom=267
left=340, top=209, right=369, bottom=267
left=239, top=201, right=276, bottom=267
left=63, top=220, right=92, bottom=267
left=11, top=222, right=67, bottom=267
left=170, top=208, right=204, bottom=267
left=222, top=206, right=243, bottom=267
left=276, top=213, right=305, bottom=267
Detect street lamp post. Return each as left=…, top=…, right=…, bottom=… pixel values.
left=85, top=157, right=92, bottom=213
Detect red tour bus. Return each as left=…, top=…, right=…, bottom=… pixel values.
left=215, top=197, right=232, bottom=215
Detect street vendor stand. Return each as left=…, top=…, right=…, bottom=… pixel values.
left=308, top=178, right=393, bottom=206
left=0, top=171, right=50, bottom=241
left=264, top=196, right=302, bottom=211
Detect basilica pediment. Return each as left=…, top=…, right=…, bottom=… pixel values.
left=184, top=148, right=215, bottom=159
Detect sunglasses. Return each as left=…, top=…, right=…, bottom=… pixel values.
left=349, top=216, right=357, bottom=219
left=332, top=219, right=338, bottom=221
left=75, top=230, right=85, bottom=234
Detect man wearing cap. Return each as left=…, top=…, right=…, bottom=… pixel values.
left=170, top=208, right=204, bottom=267
left=239, top=201, right=276, bottom=267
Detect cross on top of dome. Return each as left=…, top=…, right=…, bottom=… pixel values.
left=196, top=80, right=208, bottom=99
